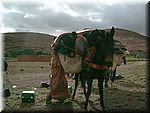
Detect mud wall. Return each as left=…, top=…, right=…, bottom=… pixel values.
left=17, top=55, right=51, bottom=62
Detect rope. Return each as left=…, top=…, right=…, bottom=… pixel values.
left=56, top=42, right=75, bottom=52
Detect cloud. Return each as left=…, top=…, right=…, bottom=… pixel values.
left=98, top=4, right=146, bottom=34
left=0, top=0, right=147, bottom=35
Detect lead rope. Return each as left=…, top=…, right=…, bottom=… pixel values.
left=110, top=66, right=113, bottom=88
left=86, top=47, right=97, bottom=72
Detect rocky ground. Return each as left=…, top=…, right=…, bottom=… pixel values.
left=2, top=61, right=147, bottom=112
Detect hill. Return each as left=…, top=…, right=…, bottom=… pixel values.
left=112, top=28, right=147, bottom=52
left=3, top=32, right=55, bottom=53
left=2, top=28, right=147, bottom=57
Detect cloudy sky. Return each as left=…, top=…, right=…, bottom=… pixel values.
left=0, top=0, right=149, bottom=36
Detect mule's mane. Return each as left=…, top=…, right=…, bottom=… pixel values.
left=88, top=29, right=107, bottom=65
left=84, top=28, right=115, bottom=71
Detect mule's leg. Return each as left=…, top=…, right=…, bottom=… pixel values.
left=82, top=81, right=87, bottom=98
left=72, top=73, right=79, bottom=100
left=111, top=67, right=116, bottom=86
left=104, top=71, right=109, bottom=88
left=112, top=67, right=116, bottom=82
left=46, top=95, right=52, bottom=104
left=84, top=77, right=93, bottom=109
left=80, top=72, right=87, bottom=97
left=123, top=56, right=126, bottom=64
left=98, top=76, right=105, bottom=110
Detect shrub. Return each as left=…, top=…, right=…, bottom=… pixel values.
left=5, top=49, right=50, bottom=58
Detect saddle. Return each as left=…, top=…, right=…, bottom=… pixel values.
left=53, top=31, right=88, bottom=73
left=53, top=32, right=77, bottom=57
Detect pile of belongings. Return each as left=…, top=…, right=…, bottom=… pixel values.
left=114, top=40, right=127, bottom=54
left=113, top=40, right=127, bottom=67
left=52, top=31, right=88, bottom=73
left=52, top=32, right=77, bottom=57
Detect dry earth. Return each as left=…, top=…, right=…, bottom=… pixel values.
left=2, top=61, right=148, bottom=112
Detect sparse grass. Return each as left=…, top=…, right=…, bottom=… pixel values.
left=126, top=57, right=147, bottom=62
left=3, top=61, right=147, bottom=112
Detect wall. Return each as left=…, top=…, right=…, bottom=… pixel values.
left=17, top=55, right=51, bottom=62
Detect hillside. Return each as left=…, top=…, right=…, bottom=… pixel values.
left=3, top=32, right=55, bottom=53
left=112, top=28, right=147, bottom=52
left=2, top=28, right=147, bottom=56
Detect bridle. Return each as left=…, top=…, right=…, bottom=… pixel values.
left=83, top=38, right=112, bottom=72
left=84, top=52, right=112, bottom=72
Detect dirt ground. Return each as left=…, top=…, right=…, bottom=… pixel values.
left=2, top=61, right=148, bottom=112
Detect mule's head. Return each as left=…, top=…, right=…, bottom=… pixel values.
left=104, top=27, right=115, bottom=67
left=86, top=29, right=104, bottom=65
left=88, top=27, right=115, bottom=67
left=87, top=29, right=105, bottom=48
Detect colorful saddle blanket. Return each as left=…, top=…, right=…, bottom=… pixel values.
left=52, top=32, right=88, bottom=73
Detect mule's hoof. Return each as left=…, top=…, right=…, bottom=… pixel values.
left=105, top=85, right=108, bottom=88
left=46, top=95, right=52, bottom=104
left=71, top=98, right=74, bottom=101
left=83, top=106, right=87, bottom=110
left=46, top=101, right=52, bottom=104
left=102, top=106, right=106, bottom=111
left=58, top=99, right=64, bottom=103
left=84, top=104, right=88, bottom=110
left=71, top=95, right=75, bottom=101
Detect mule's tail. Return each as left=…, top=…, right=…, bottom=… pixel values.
left=111, top=67, right=116, bottom=82
left=79, top=72, right=87, bottom=85
left=79, top=72, right=87, bottom=97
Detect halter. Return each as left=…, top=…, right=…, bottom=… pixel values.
left=89, top=63, right=111, bottom=71
left=83, top=47, right=111, bottom=71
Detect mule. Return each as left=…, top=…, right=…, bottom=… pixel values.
left=83, top=28, right=115, bottom=110
left=71, top=28, right=115, bottom=110
left=104, top=40, right=130, bottom=88
left=52, top=27, right=115, bottom=110
left=72, top=45, right=126, bottom=100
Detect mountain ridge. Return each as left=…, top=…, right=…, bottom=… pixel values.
left=3, top=28, right=147, bottom=55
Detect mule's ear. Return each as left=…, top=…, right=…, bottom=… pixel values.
left=71, top=31, right=77, bottom=38
left=110, top=27, right=115, bottom=36
left=72, top=31, right=76, bottom=35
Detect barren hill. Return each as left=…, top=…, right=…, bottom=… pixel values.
left=3, top=32, right=55, bottom=53
left=112, top=28, right=147, bottom=53
left=3, top=28, right=147, bottom=55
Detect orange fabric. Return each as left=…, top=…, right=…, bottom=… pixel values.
left=84, top=47, right=96, bottom=62
left=89, top=63, right=110, bottom=71
left=76, top=34, right=82, bottom=41
left=49, top=54, right=70, bottom=100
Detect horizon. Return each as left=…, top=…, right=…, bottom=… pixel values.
left=0, top=0, right=148, bottom=36
left=1, top=27, right=147, bottom=37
